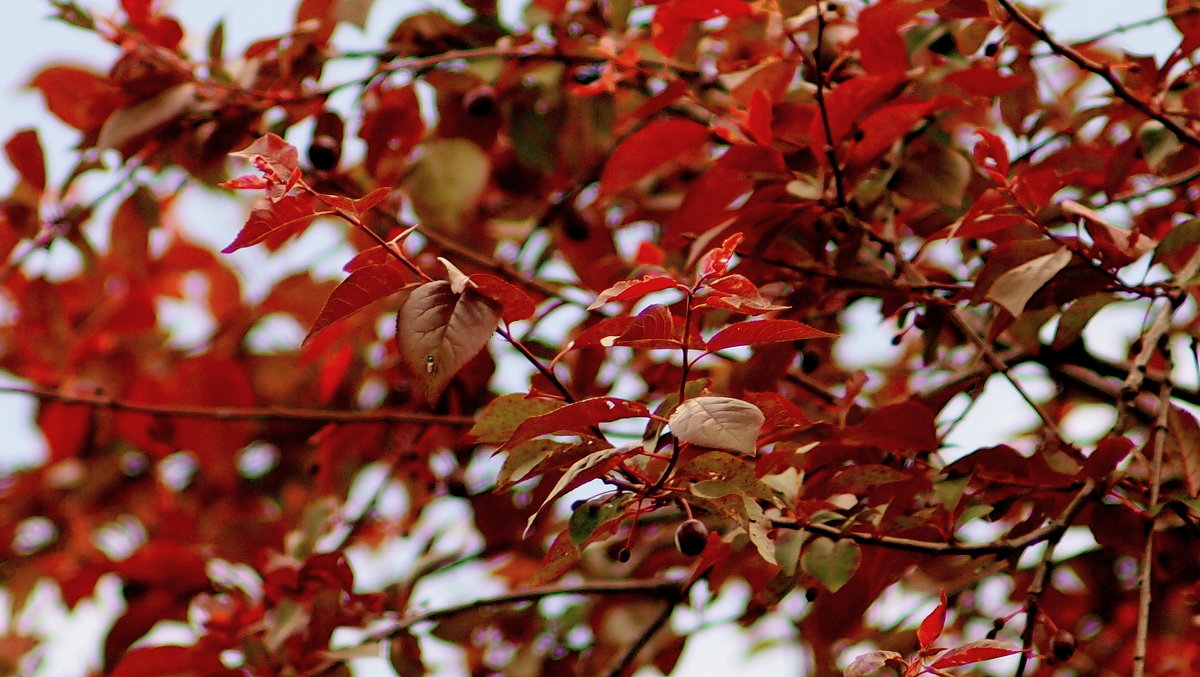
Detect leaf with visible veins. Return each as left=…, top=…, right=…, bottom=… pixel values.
left=397, top=281, right=501, bottom=404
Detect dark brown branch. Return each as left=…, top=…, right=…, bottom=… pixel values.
left=0, top=385, right=474, bottom=426
left=374, top=579, right=682, bottom=637
left=603, top=589, right=683, bottom=677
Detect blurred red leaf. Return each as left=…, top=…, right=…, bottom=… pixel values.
left=652, top=0, right=753, bottom=57
left=30, top=65, right=125, bottom=132
left=5, top=129, right=46, bottom=193
left=600, top=118, right=710, bottom=195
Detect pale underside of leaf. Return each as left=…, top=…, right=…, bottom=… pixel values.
left=669, top=396, right=764, bottom=456
left=398, top=281, right=499, bottom=404
left=985, top=246, right=1072, bottom=317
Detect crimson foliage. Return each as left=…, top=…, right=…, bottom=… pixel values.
left=3, top=1, right=1200, bottom=675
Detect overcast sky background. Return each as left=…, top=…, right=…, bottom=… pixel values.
left=0, top=1, right=1188, bottom=675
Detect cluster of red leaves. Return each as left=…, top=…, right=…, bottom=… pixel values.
left=4, top=0, right=1200, bottom=675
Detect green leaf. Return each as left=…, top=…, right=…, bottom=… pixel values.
left=568, top=498, right=627, bottom=547
left=470, top=394, right=564, bottom=444
left=801, top=537, right=861, bottom=592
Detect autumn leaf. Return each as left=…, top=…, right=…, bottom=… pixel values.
left=524, top=446, right=632, bottom=536
left=221, top=194, right=322, bottom=253
left=985, top=246, right=1072, bottom=317
left=706, top=319, right=836, bottom=352
left=917, top=590, right=948, bottom=649
left=397, top=280, right=501, bottom=403
left=504, top=397, right=650, bottom=448
left=305, top=263, right=415, bottom=342
left=669, top=396, right=764, bottom=456
left=588, top=275, right=681, bottom=309
left=929, top=639, right=1022, bottom=668
left=599, top=118, right=710, bottom=195
left=98, top=83, right=196, bottom=150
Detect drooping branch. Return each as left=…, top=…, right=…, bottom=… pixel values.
left=0, top=385, right=474, bottom=426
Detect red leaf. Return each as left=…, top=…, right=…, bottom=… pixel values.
left=218, top=174, right=269, bottom=190
left=849, top=0, right=941, bottom=74
left=635, top=241, right=666, bottom=267
left=231, top=133, right=299, bottom=180
left=699, top=232, right=744, bottom=278
left=696, top=274, right=790, bottom=315
left=807, top=74, right=906, bottom=159
left=930, top=639, right=1022, bottom=668
left=30, top=65, right=125, bottom=133
left=531, top=529, right=582, bottom=585
left=651, top=0, right=754, bottom=57
left=318, top=186, right=391, bottom=217
left=360, top=84, right=424, bottom=185
left=38, top=402, right=91, bottom=462
left=505, top=397, right=650, bottom=448
left=706, top=319, right=836, bottom=352
left=221, top=194, right=321, bottom=253
left=747, top=88, right=774, bottom=146
left=5, top=129, right=46, bottom=193
left=569, top=316, right=638, bottom=350
left=685, top=531, right=732, bottom=587
left=844, top=400, right=939, bottom=453
left=917, top=590, right=948, bottom=649
left=1080, top=436, right=1134, bottom=480
left=306, top=264, right=415, bottom=341
left=110, top=645, right=232, bottom=677
left=846, top=100, right=939, bottom=166
left=588, top=274, right=681, bottom=309
left=973, top=129, right=1011, bottom=177
left=608, top=303, right=702, bottom=349
left=469, top=273, right=537, bottom=323
left=947, top=66, right=1029, bottom=97
left=600, top=118, right=710, bottom=195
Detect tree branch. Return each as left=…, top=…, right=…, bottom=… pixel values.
left=996, top=0, right=1200, bottom=151
left=0, top=385, right=474, bottom=426
left=775, top=478, right=1096, bottom=556
left=603, top=589, right=683, bottom=677
left=1133, top=366, right=1172, bottom=677
left=370, top=578, right=682, bottom=639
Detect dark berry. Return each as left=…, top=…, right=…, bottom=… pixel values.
left=674, top=519, right=709, bottom=557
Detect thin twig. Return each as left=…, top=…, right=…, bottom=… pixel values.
left=1132, top=365, right=1172, bottom=677
left=807, top=8, right=847, bottom=206
left=0, top=385, right=474, bottom=426
left=841, top=208, right=1068, bottom=444
left=373, top=579, right=682, bottom=638
left=603, top=586, right=684, bottom=677
left=1113, top=246, right=1200, bottom=434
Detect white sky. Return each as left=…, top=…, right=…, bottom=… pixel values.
left=0, top=1, right=1186, bottom=676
